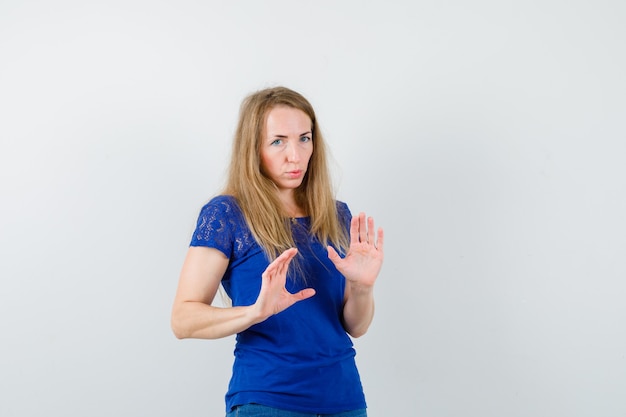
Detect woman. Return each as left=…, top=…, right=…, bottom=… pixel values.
left=171, top=86, right=384, bottom=416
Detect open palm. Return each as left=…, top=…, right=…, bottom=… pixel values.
left=327, top=212, right=384, bottom=287
left=254, top=248, right=316, bottom=320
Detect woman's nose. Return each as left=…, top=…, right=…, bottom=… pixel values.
left=286, top=142, right=300, bottom=162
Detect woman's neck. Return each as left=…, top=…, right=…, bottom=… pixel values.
left=276, top=191, right=306, bottom=218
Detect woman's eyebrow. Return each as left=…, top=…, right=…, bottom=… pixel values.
left=270, top=131, right=312, bottom=138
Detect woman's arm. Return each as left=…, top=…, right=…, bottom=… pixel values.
left=171, top=246, right=315, bottom=340
left=327, top=213, right=384, bottom=338
left=342, top=280, right=376, bottom=338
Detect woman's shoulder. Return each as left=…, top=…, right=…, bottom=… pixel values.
left=201, top=194, right=240, bottom=211
left=335, top=200, right=352, bottom=221
left=191, top=195, right=249, bottom=250
left=196, top=194, right=244, bottom=221
left=335, top=200, right=349, bottom=211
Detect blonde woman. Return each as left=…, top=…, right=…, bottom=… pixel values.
left=171, top=87, right=384, bottom=417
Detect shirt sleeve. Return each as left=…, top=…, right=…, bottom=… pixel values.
left=189, top=196, right=237, bottom=258
left=336, top=201, right=352, bottom=233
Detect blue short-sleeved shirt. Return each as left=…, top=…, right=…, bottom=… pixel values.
left=190, top=195, right=366, bottom=413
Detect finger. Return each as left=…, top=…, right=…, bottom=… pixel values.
left=327, top=246, right=342, bottom=266
left=263, top=248, right=297, bottom=283
left=367, top=216, right=375, bottom=245
left=376, top=227, right=384, bottom=252
left=357, top=212, right=367, bottom=243
left=275, top=248, right=297, bottom=280
left=273, top=248, right=297, bottom=269
left=276, top=256, right=289, bottom=278
left=349, top=215, right=360, bottom=245
left=281, top=247, right=298, bottom=270
left=292, top=288, right=316, bottom=301
left=277, top=247, right=298, bottom=262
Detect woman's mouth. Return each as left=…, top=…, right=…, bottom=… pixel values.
left=286, top=170, right=303, bottom=179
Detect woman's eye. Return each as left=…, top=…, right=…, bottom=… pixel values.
left=300, top=136, right=311, bottom=143
left=270, top=139, right=283, bottom=146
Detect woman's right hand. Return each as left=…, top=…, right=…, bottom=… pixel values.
left=252, top=248, right=316, bottom=322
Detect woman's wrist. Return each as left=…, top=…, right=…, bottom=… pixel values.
left=346, top=280, right=375, bottom=297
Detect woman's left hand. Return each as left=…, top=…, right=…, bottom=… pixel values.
left=327, top=212, right=384, bottom=288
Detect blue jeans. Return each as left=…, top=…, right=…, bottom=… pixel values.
left=226, top=404, right=367, bottom=417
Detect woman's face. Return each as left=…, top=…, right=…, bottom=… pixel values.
left=260, top=105, right=313, bottom=194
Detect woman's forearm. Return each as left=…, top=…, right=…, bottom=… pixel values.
left=171, top=301, right=264, bottom=340
left=342, top=283, right=375, bottom=338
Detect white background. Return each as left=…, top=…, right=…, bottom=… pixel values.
left=1, top=1, right=625, bottom=416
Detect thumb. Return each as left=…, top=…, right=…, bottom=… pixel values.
left=294, top=288, right=316, bottom=301
left=327, top=246, right=342, bottom=266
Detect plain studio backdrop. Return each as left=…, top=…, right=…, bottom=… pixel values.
left=1, top=1, right=624, bottom=416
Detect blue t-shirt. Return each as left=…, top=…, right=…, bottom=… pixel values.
left=190, top=195, right=366, bottom=413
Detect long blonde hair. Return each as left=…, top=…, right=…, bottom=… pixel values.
left=222, top=86, right=349, bottom=260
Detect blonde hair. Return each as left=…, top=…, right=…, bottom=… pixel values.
left=222, top=86, right=349, bottom=260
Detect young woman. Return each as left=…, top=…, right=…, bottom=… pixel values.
left=171, top=86, right=384, bottom=416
